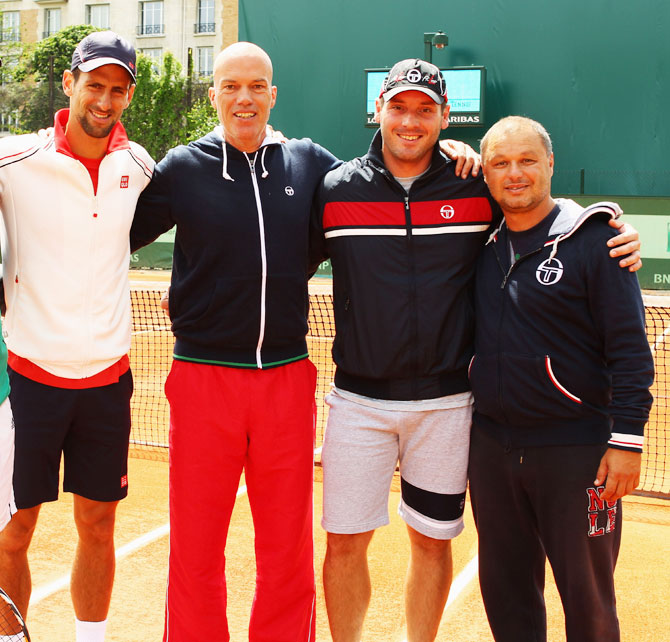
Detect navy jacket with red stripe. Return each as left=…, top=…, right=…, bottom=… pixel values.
left=310, top=130, right=500, bottom=401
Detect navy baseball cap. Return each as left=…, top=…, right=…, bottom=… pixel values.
left=380, top=59, right=447, bottom=104
left=71, top=31, right=137, bottom=83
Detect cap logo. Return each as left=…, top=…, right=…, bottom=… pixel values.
left=381, top=59, right=447, bottom=102
left=406, top=69, right=422, bottom=83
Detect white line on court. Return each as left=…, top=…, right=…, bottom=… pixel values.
left=446, top=554, right=478, bottom=608
left=399, top=554, right=479, bottom=642
left=29, top=485, right=249, bottom=607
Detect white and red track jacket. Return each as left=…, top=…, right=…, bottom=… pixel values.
left=0, top=109, right=154, bottom=379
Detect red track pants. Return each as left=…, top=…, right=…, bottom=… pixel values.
left=163, top=359, right=317, bottom=641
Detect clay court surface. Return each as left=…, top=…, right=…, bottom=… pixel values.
left=22, top=460, right=670, bottom=641
left=20, top=272, right=670, bottom=640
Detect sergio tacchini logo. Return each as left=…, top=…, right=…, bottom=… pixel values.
left=536, top=258, right=564, bottom=285
left=440, top=204, right=455, bottom=220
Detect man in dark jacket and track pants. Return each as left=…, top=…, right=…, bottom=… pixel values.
left=468, top=115, right=654, bottom=642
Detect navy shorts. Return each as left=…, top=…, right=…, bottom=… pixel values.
left=8, top=367, right=133, bottom=509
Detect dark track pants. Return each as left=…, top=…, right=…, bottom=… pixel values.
left=163, top=359, right=317, bottom=642
left=468, top=426, right=621, bottom=642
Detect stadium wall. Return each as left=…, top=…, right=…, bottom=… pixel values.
left=134, top=1, right=670, bottom=285
left=237, top=0, right=669, bottom=197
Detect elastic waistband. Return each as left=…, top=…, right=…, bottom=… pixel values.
left=472, top=411, right=611, bottom=448
left=334, top=367, right=470, bottom=401
left=173, top=338, right=309, bottom=370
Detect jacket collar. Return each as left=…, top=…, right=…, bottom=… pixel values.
left=53, top=108, right=130, bottom=159
left=213, top=124, right=282, bottom=152
left=365, top=129, right=449, bottom=178
left=485, top=198, right=623, bottom=263
left=548, top=198, right=621, bottom=237
left=212, top=124, right=281, bottom=182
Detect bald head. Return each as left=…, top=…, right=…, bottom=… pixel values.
left=481, top=116, right=552, bottom=164
left=213, top=42, right=273, bottom=84
left=208, top=41, right=277, bottom=153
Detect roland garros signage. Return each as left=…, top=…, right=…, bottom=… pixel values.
left=365, top=66, right=486, bottom=128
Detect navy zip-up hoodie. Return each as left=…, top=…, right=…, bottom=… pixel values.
left=311, top=130, right=500, bottom=400
left=469, top=199, right=654, bottom=452
left=131, top=127, right=339, bottom=368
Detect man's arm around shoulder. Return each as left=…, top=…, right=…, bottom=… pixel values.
left=130, top=152, right=175, bottom=252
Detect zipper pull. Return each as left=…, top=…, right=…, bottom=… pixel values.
left=244, top=151, right=256, bottom=172
left=500, top=263, right=516, bottom=289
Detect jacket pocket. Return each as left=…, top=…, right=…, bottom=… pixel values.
left=500, top=353, right=586, bottom=424
left=543, top=356, right=582, bottom=404
left=470, top=352, right=588, bottom=425
left=173, top=276, right=261, bottom=348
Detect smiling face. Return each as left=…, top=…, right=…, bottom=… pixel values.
left=208, top=43, right=277, bottom=153
left=62, top=64, right=134, bottom=157
left=375, top=90, right=450, bottom=177
left=482, top=119, right=555, bottom=230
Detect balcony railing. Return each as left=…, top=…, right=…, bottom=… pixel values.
left=0, top=31, right=20, bottom=43
left=194, top=22, right=215, bottom=34
left=137, top=24, right=165, bottom=36
left=0, top=112, right=19, bottom=133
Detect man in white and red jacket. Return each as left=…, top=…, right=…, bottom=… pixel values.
left=0, top=32, right=153, bottom=642
left=469, top=116, right=654, bottom=642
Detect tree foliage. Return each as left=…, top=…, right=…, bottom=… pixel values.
left=123, top=53, right=218, bottom=160
left=185, top=97, right=219, bottom=144
left=21, top=24, right=100, bottom=82
left=123, top=53, right=189, bottom=160
left=1, top=25, right=100, bottom=132
left=1, top=25, right=219, bottom=154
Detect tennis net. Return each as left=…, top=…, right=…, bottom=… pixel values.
left=129, top=286, right=670, bottom=498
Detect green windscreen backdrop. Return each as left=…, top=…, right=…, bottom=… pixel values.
left=237, top=0, right=668, bottom=197
left=133, top=1, right=670, bottom=287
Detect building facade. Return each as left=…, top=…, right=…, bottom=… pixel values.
left=0, top=0, right=238, bottom=77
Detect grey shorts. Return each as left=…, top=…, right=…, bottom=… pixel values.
left=321, top=388, right=472, bottom=540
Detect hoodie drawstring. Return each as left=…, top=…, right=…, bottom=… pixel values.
left=221, top=139, right=234, bottom=182
left=486, top=219, right=505, bottom=245
left=260, top=146, right=269, bottom=178
left=220, top=140, right=269, bottom=181
left=548, top=234, right=564, bottom=261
